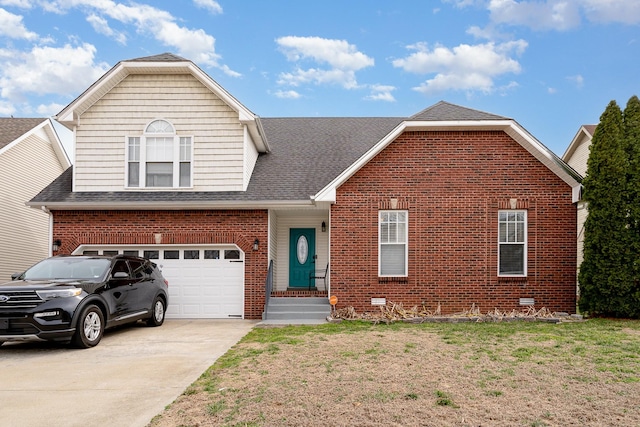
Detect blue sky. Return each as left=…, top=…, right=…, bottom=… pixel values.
left=0, top=0, right=639, bottom=156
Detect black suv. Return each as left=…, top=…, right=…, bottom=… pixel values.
left=0, top=255, right=169, bottom=348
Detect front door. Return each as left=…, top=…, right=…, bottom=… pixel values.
left=289, top=228, right=316, bottom=288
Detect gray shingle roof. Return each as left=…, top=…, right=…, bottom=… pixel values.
left=29, top=117, right=403, bottom=205
left=409, top=101, right=509, bottom=121
left=0, top=118, right=46, bottom=149
left=29, top=101, right=579, bottom=207
left=126, top=52, right=187, bottom=62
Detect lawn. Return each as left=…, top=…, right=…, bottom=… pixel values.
left=148, top=318, right=640, bottom=427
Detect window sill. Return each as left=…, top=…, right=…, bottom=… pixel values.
left=124, top=187, right=193, bottom=191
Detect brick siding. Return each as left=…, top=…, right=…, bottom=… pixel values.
left=52, top=209, right=269, bottom=319
left=330, top=130, right=577, bottom=315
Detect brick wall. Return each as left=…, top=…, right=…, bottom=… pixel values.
left=330, top=130, right=577, bottom=315
left=52, top=209, right=269, bottom=319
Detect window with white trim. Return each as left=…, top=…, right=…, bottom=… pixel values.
left=498, top=210, right=527, bottom=276
left=379, top=210, right=408, bottom=276
left=126, top=119, right=192, bottom=188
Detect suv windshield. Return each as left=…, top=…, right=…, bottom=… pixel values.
left=22, top=257, right=111, bottom=281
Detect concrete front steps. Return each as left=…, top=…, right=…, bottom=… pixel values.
left=261, top=297, right=330, bottom=325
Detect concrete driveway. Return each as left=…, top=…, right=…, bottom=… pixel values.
left=0, top=319, right=256, bottom=427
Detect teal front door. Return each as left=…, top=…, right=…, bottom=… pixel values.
left=289, top=228, right=316, bottom=288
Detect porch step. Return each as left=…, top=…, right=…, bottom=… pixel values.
left=263, top=297, right=331, bottom=323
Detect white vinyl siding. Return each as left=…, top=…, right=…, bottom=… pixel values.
left=0, top=133, right=65, bottom=280
left=73, top=74, right=249, bottom=192
left=565, top=134, right=591, bottom=177
left=379, top=210, right=408, bottom=277
left=243, top=126, right=259, bottom=190
left=498, top=210, right=527, bottom=276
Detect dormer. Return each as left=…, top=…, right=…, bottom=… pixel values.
left=55, top=53, right=269, bottom=192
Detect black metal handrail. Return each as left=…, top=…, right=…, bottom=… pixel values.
left=263, top=260, right=274, bottom=318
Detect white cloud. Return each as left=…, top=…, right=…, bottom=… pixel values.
left=276, top=36, right=374, bottom=89
left=0, top=0, right=33, bottom=8
left=393, top=40, right=527, bottom=95
left=567, top=74, right=584, bottom=88
left=36, top=101, right=66, bottom=116
left=488, top=0, right=582, bottom=31
left=581, top=0, right=640, bottom=25
left=193, top=0, right=222, bottom=15
left=86, top=13, right=126, bottom=44
left=273, top=90, right=301, bottom=99
left=0, top=100, right=16, bottom=115
left=0, top=44, right=110, bottom=103
left=0, top=7, right=37, bottom=39
left=461, top=0, right=640, bottom=31
left=42, top=0, right=238, bottom=76
left=365, top=84, right=396, bottom=102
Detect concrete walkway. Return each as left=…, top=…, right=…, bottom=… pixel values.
left=0, top=319, right=256, bottom=427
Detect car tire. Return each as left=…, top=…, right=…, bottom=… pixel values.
left=72, top=304, right=105, bottom=348
left=147, top=296, right=166, bottom=327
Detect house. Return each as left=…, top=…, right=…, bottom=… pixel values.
left=28, top=53, right=581, bottom=319
left=0, top=118, right=71, bottom=281
left=562, top=125, right=596, bottom=291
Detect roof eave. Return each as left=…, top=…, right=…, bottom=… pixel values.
left=27, top=199, right=315, bottom=211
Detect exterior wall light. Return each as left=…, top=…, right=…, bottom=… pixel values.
left=52, top=239, right=62, bottom=252
left=321, top=221, right=326, bottom=232
left=253, top=238, right=259, bottom=251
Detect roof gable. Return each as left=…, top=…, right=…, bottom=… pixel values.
left=55, top=53, right=268, bottom=153
left=314, top=103, right=582, bottom=204
left=0, top=118, right=71, bottom=168
left=562, top=124, right=596, bottom=163
left=0, top=118, right=46, bottom=149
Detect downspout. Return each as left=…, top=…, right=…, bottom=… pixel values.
left=41, top=206, right=53, bottom=257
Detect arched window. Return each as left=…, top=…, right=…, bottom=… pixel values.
left=126, top=119, right=192, bottom=188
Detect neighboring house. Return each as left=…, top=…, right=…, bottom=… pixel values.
left=0, top=118, right=71, bottom=281
left=562, top=125, right=596, bottom=292
left=28, top=53, right=582, bottom=319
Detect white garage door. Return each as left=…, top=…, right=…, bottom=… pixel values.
left=77, top=246, right=244, bottom=319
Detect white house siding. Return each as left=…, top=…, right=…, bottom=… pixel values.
left=565, top=133, right=590, bottom=177
left=243, top=126, right=259, bottom=190
left=274, top=213, right=329, bottom=291
left=73, top=74, right=246, bottom=192
left=563, top=129, right=592, bottom=294
left=0, top=134, right=64, bottom=281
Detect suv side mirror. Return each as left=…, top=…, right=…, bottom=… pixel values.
left=11, top=272, right=24, bottom=280
left=112, top=271, right=129, bottom=279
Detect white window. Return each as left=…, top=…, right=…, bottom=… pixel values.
left=498, top=210, right=527, bottom=276
left=126, top=119, right=192, bottom=188
left=379, top=210, right=408, bottom=276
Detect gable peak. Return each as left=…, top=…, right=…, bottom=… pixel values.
left=409, top=101, right=509, bottom=122
left=125, top=52, right=188, bottom=63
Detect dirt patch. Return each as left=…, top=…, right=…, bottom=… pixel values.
left=149, top=322, right=640, bottom=427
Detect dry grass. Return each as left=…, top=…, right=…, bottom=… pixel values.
left=149, top=318, right=640, bottom=427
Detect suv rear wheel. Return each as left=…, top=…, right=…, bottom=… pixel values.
left=72, top=304, right=104, bottom=348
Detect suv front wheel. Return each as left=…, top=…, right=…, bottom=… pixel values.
left=72, top=304, right=105, bottom=348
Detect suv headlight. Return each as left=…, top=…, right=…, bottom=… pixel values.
left=36, top=288, right=83, bottom=301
